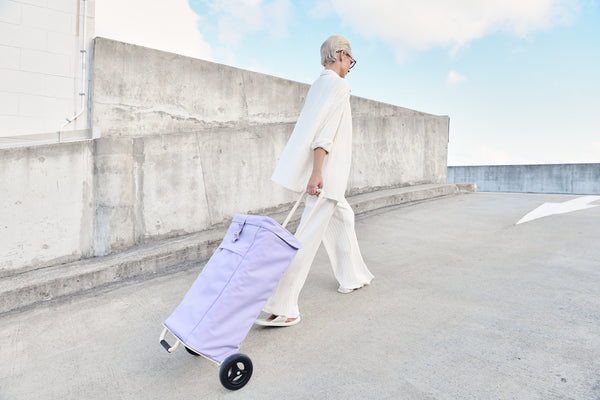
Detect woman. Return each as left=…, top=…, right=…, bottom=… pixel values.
left=256, top=34, right=374, bottom=327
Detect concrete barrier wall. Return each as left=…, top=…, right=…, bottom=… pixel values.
left=0, top=37, right=449, bottom=276
left=0, top=141, right=95, bottom=278
left=90, top=38, right=449, bottom=257
left=448, top=164, right=600, bottom=194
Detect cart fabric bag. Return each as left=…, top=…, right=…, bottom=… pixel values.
left=164, top=213, right=301, bottom=364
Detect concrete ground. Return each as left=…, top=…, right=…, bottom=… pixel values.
left=1, top=192, right=599, bottom=400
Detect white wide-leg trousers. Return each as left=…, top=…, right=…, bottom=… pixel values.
left=263, top=195, right=374, bottom=318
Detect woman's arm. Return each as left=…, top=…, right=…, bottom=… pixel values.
left=306, top=147, right=327, bottom=196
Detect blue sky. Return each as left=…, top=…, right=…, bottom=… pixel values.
left=96, top=0, right=600, bottom=165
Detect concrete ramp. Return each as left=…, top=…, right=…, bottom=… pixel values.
left=1, top=192, right=598, bottom=399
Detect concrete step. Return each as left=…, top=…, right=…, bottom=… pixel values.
left=0, top=183, right=475, bottom=314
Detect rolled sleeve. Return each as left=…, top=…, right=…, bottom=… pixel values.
left=310, top=93, right=347, bottom=154
left=310, top=139, right=333, bottom=153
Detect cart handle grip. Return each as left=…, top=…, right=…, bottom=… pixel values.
left=159, top=327, right=181, bottom=353
left=282, top=189, right=323, bottom=231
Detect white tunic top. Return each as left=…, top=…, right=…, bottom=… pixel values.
left=271, top=69, right=353, bottom=202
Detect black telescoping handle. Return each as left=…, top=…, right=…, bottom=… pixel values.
left=160, top=339, right=172, bottom=352
left=159, top=327, right=181, bottom=353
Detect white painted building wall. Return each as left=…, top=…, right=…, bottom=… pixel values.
left=0, top=0, right=94, bottom=140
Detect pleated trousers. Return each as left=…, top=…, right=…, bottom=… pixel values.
left=263, top=195, right=374, bottom=318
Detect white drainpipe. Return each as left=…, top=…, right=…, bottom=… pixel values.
left=59, top=0, right=88, bottom=143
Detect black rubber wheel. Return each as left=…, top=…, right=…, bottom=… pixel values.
left=219, top=353, right=253, bottom=390
left=185, top=347, right=201, bottom=356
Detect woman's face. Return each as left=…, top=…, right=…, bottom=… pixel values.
left=341, top=50, right=355, bottom=78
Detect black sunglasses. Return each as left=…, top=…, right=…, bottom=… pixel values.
left=336, top=50, right=356, bottom=69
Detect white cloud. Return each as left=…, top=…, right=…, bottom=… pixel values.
left=267, top=0, right=293, bottom=37
left=205, top=0, right=292, bottom=46
left=330, top=0, right=581, bottom=60
left=95, top=0, right=212, bottom=60
left=308, top=1, right=335, bottom=19
left=447, top=70, right=467, bottom=85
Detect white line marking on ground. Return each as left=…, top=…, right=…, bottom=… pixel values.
left=517, top=196, right=600, bottom=225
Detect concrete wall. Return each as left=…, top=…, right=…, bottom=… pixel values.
left=448, top=164, right=600, bottom=194
left=91, top=38, right=449, bottom=256
left=0, top=0, right=95, bottom=137
left=0, top=37, right=449, bottom=277
left=0, top=140, right=95, bottom=278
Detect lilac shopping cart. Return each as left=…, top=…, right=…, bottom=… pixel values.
left=159, top=192, right=321, bottom=390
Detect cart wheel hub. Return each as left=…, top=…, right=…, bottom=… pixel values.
left=219, top=353, right=253, bottom=390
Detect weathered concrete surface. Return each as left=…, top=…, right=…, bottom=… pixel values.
left=1, top=192, right=598, bottom=399
left=0, top=141, right=95, bottom=278
left=448, top=164, right=600, bottom=194
left=0, top=183, right=475, bottom=314
left=0, top=37, right=450, bottom=277
left=89, top=37, right=449, bottom=256
left=91, top=39, right=307, bottom=135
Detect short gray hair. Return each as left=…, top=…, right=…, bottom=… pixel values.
left=320, top=34, right=352, bottom=66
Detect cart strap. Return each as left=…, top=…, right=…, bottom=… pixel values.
left=282, top=191, right=305, bottom=229
left=282, top=189, right=323, bottom=231
left=281, top=190, right=324, bottom=239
